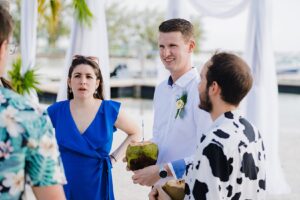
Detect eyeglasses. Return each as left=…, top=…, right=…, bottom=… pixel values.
left=8, top=43, right=17, bottom=55
left=72, top=55, right=99, bottom=65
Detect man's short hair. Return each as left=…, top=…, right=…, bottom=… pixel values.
left=159, top=18, right=194, bottom=41
left=0, top=5, right=13, bottom=46
left=206, top=52, right=253, bottom=106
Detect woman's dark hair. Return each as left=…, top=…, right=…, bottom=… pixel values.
left=0, top=6, right=14, bottom=91
left=206, top=52, right=253, bottom=106
left=67, top=55, right=104, bottom=100
left=0, top=77, right=14, bottom=90
left=0, top=5, right=13, bottom=47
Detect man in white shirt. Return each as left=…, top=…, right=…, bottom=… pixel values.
left=149, top=52, right=266, bottom=200
left=131, top=18, right=211, bottom=186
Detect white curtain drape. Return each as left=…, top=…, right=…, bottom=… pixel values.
left=57, top=0, right=110, bottom=101
left=244, top=0, right=290, bottom=194
left=21, top=0, right=39, bottom=103
left=166, top=0, right=189, bottom=19
left=189, top=0, right=249, bottom=18
left=167, top=0, right=290, bottom=194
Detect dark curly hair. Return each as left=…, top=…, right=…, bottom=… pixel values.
left=159, top=18, right=194, bottom=42
left=67, top=55, right=104, bottom=100
left=206, top=52, right=253, bottom=106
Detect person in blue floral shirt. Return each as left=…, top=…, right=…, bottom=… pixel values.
left=0, top=5, right=66, bottom=200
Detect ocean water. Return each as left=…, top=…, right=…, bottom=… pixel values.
left=14, top=51, right=299, bottom=84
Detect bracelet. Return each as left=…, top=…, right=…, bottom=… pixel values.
left=110, top=154, right=117, bottom=162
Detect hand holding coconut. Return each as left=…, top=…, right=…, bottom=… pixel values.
left=149, top=180, right=185, bottom=200
left=149, top=185, right=172, bottom=200
left=124, top=140, right=161, bottom=186
left=125, top=141, right=158, bottom=170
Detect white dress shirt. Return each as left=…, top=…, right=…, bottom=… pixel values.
left=152, top=68, right=212, bottom=179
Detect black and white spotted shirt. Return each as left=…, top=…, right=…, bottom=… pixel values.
left=184, top=110, right=266, bottom=200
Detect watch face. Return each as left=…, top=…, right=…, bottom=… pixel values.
left=159, top=170, right=168, bottom=178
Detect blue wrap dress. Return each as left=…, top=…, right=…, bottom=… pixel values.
left=47, top=100, right=120, bottom=200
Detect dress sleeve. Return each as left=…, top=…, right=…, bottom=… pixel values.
left=107, top=100, right=121, bottom=132
left=25, top=110, right=66, bottom=186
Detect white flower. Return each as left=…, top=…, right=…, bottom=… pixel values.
left=27, top=138, right=38, bottom=149
left=176, top=99, right=185, bottom=109
left=53, top=166, right=67, bottom=184
left=0, top=140, right=14, bottom=159
left=38, top=134, right=59, bottom=159
left=2, top=171, right=25, bottom=196
left=0, top=106, right=24, bottom=137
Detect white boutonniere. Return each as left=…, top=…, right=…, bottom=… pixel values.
left=175, top=92, right=187, bottom=119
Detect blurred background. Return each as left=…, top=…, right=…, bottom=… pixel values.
left=3, top=0, right=299, bottom=199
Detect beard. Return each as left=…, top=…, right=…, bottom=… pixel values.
left=198, top=88, right=213, bottom=113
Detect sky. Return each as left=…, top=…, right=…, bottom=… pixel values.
left=113, top=0, right=300, bottom=53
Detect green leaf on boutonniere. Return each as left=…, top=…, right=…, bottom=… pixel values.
left=175, top=92, right=187, bottom=119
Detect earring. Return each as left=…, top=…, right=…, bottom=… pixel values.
left=69, top=88, right=73, bottom=93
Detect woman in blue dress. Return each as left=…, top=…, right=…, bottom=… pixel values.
left=47, top=55, right=140, bottom=200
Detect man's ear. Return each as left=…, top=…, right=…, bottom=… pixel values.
left=210, top=81, right=220, bottom=95
left=188, top=39, right=195, bottom=53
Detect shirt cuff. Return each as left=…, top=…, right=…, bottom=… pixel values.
left=169, top=159, right=186, bottom=179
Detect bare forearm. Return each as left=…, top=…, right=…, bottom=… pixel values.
left=32, top=185, right=66, bottom=200
left=111, top=133, right=140, bottom=161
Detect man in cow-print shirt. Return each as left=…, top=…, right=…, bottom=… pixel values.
left=149, top=52, right=266, bottom=200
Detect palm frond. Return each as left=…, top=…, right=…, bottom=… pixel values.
left=8, top=57, right=40, bottom=95
left=72, top=0, right=93, bottom=26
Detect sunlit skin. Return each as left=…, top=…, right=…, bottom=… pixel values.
left=158, top=32, right=195, bottom=82
left=0, top=40, right=9, bottom=76
left=68, top=64, right=100, bottom=100
left=198, top=61, right=236, bottom=121
left=198, top=61, right=213, bottom=113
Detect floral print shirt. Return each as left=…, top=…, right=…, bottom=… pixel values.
left=0, top=87, right=66, bottom=200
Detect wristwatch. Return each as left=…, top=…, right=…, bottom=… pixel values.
left=159, top=164, right=168, bottom=178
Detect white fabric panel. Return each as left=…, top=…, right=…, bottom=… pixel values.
left=189, top=0, right=249, bottom=18
left=57, top=0, right=110, bottom=101
left=20, top=0, right=39, bottom=103
left=166, top=0, right=189, bottom=20
left=243, top=0, right=290, bottom=194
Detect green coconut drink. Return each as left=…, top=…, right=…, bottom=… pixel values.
left=125, top=141, right=158, bottom=171
left=162, top=179, right=185, bottom=200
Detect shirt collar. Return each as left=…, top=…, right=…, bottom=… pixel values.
left=167, top=68, right=198, bottom=88
left=210, top=109, right=241, bottom=128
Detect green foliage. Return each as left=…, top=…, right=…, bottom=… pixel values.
left=105, top=3, right=164, bottom=57
left=38, top=0, right=68, bottom=47
left=8, top=57, right=40, bottom=95
left=72, top=0, right=93, bottom=26
left=11, top=0, right=92, bottom=48
left=11, top=0, right=21, bottom=44
left=190, top=16, right=204, bottom=53
left=105, top=2, right=204, bottom=57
